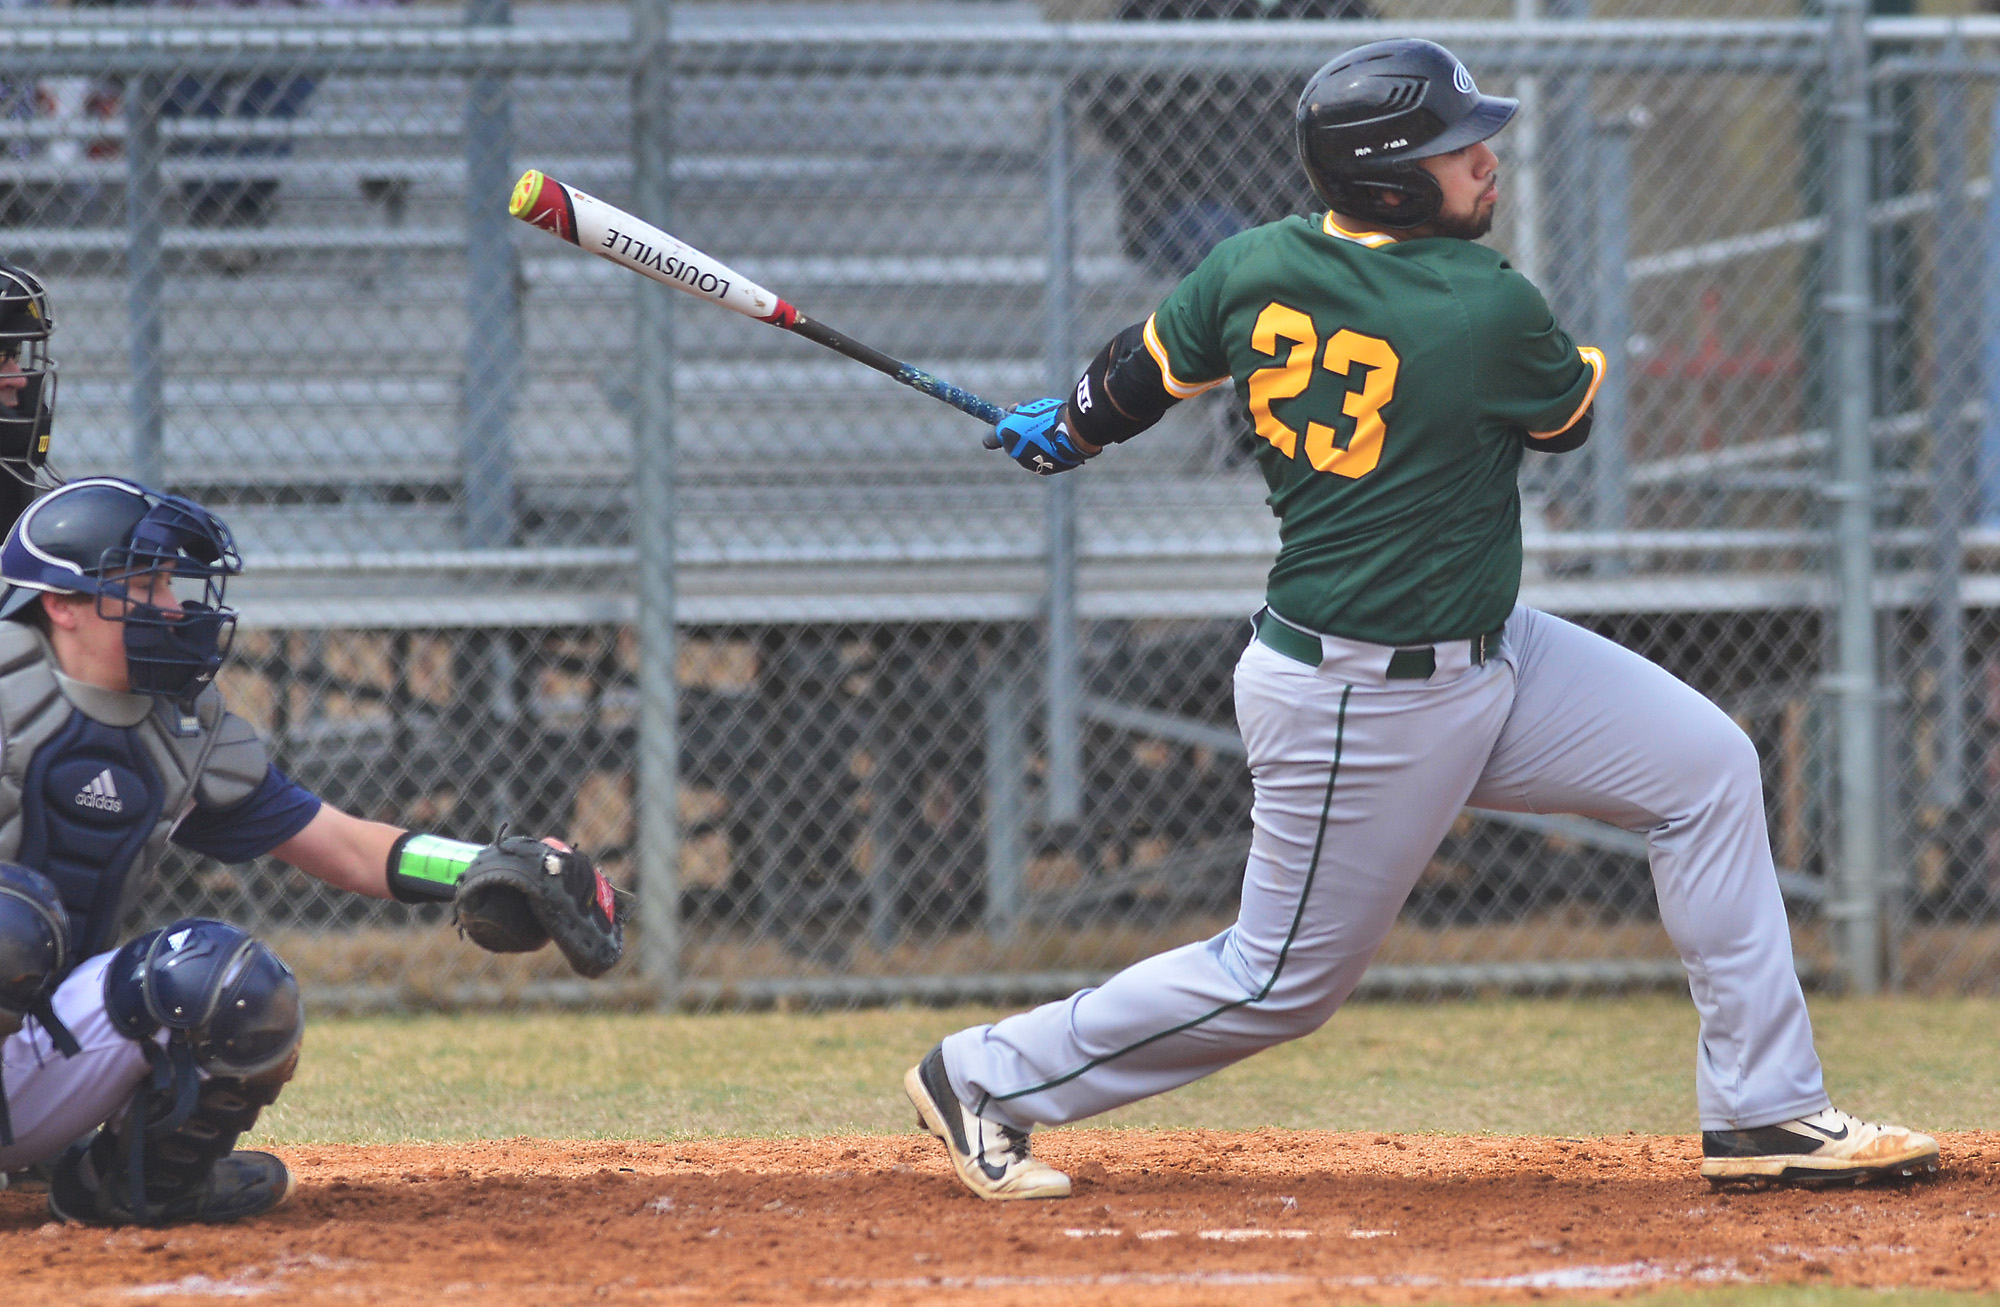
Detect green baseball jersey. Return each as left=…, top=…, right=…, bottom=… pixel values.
left=1145, top=212, right=1604, bottom=646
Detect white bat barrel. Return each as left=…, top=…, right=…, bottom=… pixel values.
left=509, top=169, right=797, bottom=327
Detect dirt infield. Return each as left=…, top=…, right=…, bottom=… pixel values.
left=5, top=1130, right=1996, bottom=1305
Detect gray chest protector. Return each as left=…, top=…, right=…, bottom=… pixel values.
left=0, top=623, right=270, bottom=959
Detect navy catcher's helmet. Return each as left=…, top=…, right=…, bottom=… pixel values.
left=0, top=258, right=56, bottom=488
left=104, top=919, right=303, bottom=1080
left=0, top=477, right=242, bottom=706
left=0, top=862, right=70, bottom=1038
left=1295, top=39, right=1517, bottom=229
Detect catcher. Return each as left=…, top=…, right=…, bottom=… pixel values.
left=0, top=476, right=622, bottom=1226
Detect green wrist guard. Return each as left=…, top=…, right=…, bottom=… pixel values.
left=387, top=832, right=486, bottom=904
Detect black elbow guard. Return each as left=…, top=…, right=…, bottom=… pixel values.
left=1528, top=407, right=1592, bottom=455
left=1068, top=322, right=1180, bottom=448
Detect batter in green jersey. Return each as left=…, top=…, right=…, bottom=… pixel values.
left=1146, top=212, right=1602, bottom=642
left=904, top=38, right=1936, bottom=1203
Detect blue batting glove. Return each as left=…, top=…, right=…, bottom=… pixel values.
left=993, top=397, right=1093, bottom=476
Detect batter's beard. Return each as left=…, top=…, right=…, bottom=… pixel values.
left=1415, top=202, right=1495, bottom=241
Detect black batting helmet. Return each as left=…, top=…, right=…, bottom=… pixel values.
left=1295, top=39, right=1518, bottom=230
left=0, top=258, right=56, bottom=486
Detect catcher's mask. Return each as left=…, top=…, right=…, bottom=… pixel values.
left=0, top=258, right=57, bottom=488
left=1295, top=38, right=1517, bottom=230
left=0, top=478, right=243, bottom=708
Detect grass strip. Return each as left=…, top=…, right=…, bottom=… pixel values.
left=1620, top=1291, right=2000, bottom=1307
left=258, top=994, right=2000, bottom=1145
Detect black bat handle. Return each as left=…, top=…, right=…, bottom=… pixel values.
left=788, top=315, right=1008, bottom=447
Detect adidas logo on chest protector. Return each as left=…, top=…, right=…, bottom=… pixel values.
left=76, top=768, right=123, bottom=813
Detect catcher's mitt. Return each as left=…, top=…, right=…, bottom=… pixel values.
left=452, top=836, right=625, bottom=978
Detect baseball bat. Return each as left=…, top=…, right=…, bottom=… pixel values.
left=509, top=169, right=1007, bottom=447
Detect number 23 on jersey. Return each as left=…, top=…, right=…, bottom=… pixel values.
left=1246, top=302, right=1401, bottom=480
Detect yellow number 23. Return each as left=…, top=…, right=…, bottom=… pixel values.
left=1246, top=302, right=1401, bottom=480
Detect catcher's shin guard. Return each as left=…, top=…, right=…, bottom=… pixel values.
left=50, top=1058, right=298, bottom=1226
left=55, top=922, right=306, bottom=1226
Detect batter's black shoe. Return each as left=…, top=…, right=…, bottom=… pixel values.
left=1700, top=1108, right=1939, bottom=1187
left=904, top=1044, right=1070, bottom=1200
left=47, top=1140, right=296, bottom=1226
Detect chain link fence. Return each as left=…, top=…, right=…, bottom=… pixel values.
left=2, top=2, right=1995, bottom=1008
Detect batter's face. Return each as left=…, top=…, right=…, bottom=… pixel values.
left=1413, top=140, right=1499, bottom=240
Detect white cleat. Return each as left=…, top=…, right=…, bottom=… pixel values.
left=1700, top=1107, right=1940, bottom=1187
left=904, top=1045, right=1071, bottom=1201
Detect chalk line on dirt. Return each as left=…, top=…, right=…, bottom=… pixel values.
left=818, top=1259, right=1756, bottom=1293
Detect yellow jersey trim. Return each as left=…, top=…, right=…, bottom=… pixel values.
left=1528, top=345, right=1607, bottom=440
left=1321, top=214, right=1399, bottom=248
left=1143, top=314, right=1230, bottom=400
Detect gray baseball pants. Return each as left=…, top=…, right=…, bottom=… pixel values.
left=943, top=605, right=1829, bottom=1135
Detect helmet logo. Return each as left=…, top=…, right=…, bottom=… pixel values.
left=1452, top=62, right=1474, bottom=94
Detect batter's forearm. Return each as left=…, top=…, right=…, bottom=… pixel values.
left=1064, top=322, right=1182, bottom=450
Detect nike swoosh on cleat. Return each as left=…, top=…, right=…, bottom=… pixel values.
left=1797, top=1122, right=1849, bottom=1142
left=972, top=1120, right=1009, bottom=1181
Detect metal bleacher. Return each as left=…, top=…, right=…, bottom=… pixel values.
left=6, top=5, right=1938, bottom=630
left=1, top=3, right=1296, bottom=631
left=23, top=7, right=1994, bottom=1002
